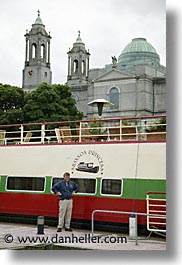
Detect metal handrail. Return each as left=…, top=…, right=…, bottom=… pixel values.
left=0, top=116, right=166, bottom=145
left=0, top=115, right=166, bottom=128
left=146, top=192, right=166, bottom=233
left=91, top=209, right=166, bottom=245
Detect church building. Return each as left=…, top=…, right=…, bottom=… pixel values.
left=22, top=12, right=166, bottom=119
left=67, top=32, right=166, bottom=119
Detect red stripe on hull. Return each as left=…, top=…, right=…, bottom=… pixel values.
left=0, top=139, right=166, bottom=148
left=0, top=192, right=147, bottom=225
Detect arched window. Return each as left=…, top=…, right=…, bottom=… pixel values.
left=41, top=44, right=45, bottom=59
left=73, top=60, right=79, bottom=73
left=68, top=57, right=71, bottom=76
left=81, top=60, right=85, bottom=74
left=32, top=43, right=36, bottom=59
left=109, top=87, right=119, bottom=110
left=46, top=42, right=49, bottom=63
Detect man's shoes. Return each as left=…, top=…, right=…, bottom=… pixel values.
left=65, top=228, right=72, bottom=232
left=57, top=228, right=62, bottom=232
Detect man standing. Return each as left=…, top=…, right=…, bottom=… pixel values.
left=52, top=172, right=79, bottom=232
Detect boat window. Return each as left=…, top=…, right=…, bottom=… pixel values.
left=6, top=176, right=45, bottom=192
left=101, top=179, right=122, bottom=195
left=72, top=178, right=96, bottom=194
left=52, top=177, right=64, bottom=187
left=51, top=177, right=96, bottom=194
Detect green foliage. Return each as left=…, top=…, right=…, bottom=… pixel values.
left=146, top=117, right=166, bottom=132
left=23, top=83, right=83, bottom=123
left=0, top=83, right=83, bottom=125
left=158, top=117, right=166, bottom=130
left=89, top=118, right=100, bottom=135
left=89, top=117, right=107, bottom=135
left=0, top=84, right=24, bottom=124
left=122, top=120, right=130, bottom=126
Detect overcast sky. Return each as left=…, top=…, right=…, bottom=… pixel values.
left=0, top=0, right=166, bottom=87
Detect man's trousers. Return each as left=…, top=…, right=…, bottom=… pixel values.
left=58, top=199, right=73, bottom=229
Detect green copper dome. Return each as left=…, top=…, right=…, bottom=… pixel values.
left=118, top=38, right=160, bottom=67
left=34, top=16, right=43, bottom=25
left=33, top=10, right=44, bottom=25
left=120, top=38, right=157, bottom=54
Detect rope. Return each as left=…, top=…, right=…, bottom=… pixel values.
left=132, top=118, right=141, bottom=213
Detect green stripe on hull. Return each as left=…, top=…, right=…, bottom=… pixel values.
left=122, top=178, right=166, bottom=199
left=0, top=176, right=7, bottom=192
left=0, top=176, right=166, bottom=200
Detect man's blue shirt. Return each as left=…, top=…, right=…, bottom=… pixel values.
left=52, top=180, right=79, bottom=200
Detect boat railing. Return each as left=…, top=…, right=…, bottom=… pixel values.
left=91, top=209, right=166, bottom=245
left=0, top=115, right=166, bottom=145
left=146, top=192, right=166, bottom=233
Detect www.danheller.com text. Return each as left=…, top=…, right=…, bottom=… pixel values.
left=4, top=233, right=127, bottom=244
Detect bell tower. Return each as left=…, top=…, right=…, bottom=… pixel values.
left=22, top=10, right=52, bottom=91
left=67, top=31, right=90, bottom=85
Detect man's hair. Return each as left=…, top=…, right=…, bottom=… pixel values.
left=63, top=172, right=70, bottom=178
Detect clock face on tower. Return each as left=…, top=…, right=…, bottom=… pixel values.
left=28, top=70, right=33, bottom=76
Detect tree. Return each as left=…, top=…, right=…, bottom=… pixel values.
left=0, top=83, right=83, bottom=126
left=0, top=84, right=24, bottom=124
left=23, top=83, right=83, bottom=123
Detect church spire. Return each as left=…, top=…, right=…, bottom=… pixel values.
left=22, top=11, right=52, bottom=91
left=67, top=31, right=90, bottom=84
left=76, top=30, right=83, bottom=43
